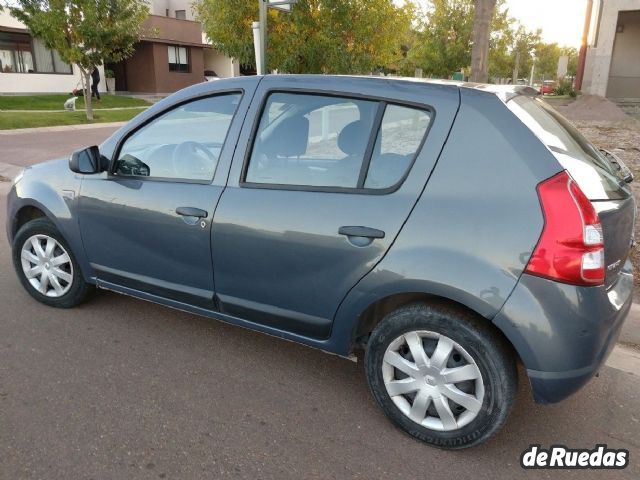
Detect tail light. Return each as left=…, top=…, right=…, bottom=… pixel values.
left=525, top=170, right=605, bottom=286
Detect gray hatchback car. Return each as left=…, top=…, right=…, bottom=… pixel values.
left=6, top=75, right=635, bottom=449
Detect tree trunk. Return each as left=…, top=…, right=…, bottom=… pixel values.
left=470, top=0, right=496, bottom=83
left=81, top=69, right=94, bottom=121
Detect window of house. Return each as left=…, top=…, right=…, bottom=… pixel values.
left=175, top=10, right=187, bottom=20
left=168, top=45, right=189, bottom=72
left=0, top=31, right=72, bottom=74
left=244, top=93, right=432, bottom=191
left=0, top=31, right=34, bottom=73
left=115, top=93, right=241, bottom=182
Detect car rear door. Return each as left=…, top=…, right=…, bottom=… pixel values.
left=211, top=76, right=460, bottom=339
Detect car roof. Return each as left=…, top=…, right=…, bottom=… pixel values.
left=256, top=74, right=540, bottom=101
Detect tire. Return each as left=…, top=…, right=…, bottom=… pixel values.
left=365, top=302, right=517, bottom=449
left=12, top=218, right=92, bottom=308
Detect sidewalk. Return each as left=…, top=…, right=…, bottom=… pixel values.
left=0, top=121, right=126, bottom=136
left=0, top=106, right=148, bottom=113
left=621, top=302, right=640, bottom=346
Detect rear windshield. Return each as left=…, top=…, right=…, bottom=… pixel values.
left=507, top=96, right=628, bottom=200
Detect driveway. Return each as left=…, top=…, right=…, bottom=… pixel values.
left=0, top=126, right=638, bottom=479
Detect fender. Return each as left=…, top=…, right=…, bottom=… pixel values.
left=9, top=160, right=96, bottom=284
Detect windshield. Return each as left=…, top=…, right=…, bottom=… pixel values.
left=507, top=96, right=629, bottom=200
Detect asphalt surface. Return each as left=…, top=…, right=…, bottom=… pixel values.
left=0, top=126, right=639, bottom=479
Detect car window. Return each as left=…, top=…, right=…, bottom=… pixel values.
left=507, top=96, right=627, bottom=200
left=245, top=93, right=378, bottom=188
left=115, top=93, right=241, bottom=181
left=365, top=105, right=431, bottom=189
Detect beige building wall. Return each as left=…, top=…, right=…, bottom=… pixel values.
left=583, top=0, right=640, bottom=98
left=606, top=10, right=640, bottom=98
left=203, top=48, right=240, bottom=78
left=0, top=11, right=105, bottom=94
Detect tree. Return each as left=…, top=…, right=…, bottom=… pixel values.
left=470, top=0, right=496, bottom=82
left=510, top=26, right=541, bottom=81
left=405, top=0, right=475, bottom=78
left=535, top=42, right=561, bottom=79
left=405, top=0, right=509, bottom=79
left=194, top=0, right=414, bottom=74
left=8, top=1, right=149, bottom=120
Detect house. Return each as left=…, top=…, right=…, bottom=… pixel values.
left=0, top=10, right=103, bottom=94
left=581, top=0, right=640, bottom=99
left=108, top=0, right=239, bottom=94
left=0, top=0, right=238, bottom=95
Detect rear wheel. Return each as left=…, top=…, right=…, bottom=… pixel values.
left=12, top=218, right=91, bottom=308
left=364, top=302, right=517, bottom=449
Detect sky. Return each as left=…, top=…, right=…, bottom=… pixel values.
left=503, top=0, right=588, bottom=47
left=395, top=0, right=589, bottom=48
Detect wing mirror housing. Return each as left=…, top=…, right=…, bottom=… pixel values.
left=69, top=146, right=109, bottom=174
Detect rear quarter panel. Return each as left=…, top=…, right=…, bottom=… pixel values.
left=333, top=89, right=563, bottom=354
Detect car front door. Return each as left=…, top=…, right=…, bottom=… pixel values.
left=211, top=76, right=459, bottom=338
left=78, top=85, right=254, bottom=309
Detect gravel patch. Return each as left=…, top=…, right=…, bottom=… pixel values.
left=558, top=94, right=632, bottom=122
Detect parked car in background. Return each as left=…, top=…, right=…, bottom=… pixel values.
left=540, top=79, right=557, bottom=94
left=6, top=76, right=635, bottom=449
left=204, top=70, right=220, bottom=82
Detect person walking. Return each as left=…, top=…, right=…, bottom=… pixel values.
left=91, top=67, right=101, bottom=101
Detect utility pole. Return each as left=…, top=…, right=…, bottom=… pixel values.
left=575, top=0, right=593, bottom=91
left=253, top=0, right=297, bottom=75
left=259, top=0, right=267, bottom=75
left=529, top=60, right=535, bottom=86
left=512, top=51, right=520, bottom=84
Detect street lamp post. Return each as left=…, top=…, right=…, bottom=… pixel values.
left=254, top=0, right=298, bottom=75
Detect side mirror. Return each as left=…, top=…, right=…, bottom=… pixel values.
left=69, top=146, right=108, bottom=174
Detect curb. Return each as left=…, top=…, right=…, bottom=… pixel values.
left=0, top=122, right=126, bottom=136
left=0, top=161, right=23, bottom=181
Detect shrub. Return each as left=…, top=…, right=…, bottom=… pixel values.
left=553, top=78, right=576, bottom=96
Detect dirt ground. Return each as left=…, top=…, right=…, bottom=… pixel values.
left=547, top=97, right=640, bottom=292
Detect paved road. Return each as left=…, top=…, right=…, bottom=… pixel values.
left=0, top=126, right=639, bottom=479
left=0, top=125, right=121, bottom=168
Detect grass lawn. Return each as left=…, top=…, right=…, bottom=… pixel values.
left=0, top=108, right=147, bottom=130
left=0, top=94, right=150, bottom=110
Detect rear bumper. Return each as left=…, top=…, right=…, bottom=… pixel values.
left=493, top=263, right=633, bottom=404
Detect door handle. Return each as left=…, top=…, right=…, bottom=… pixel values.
left=176, top=207, right=208, bottom=218
left=338, top=226, right=385, bottom=239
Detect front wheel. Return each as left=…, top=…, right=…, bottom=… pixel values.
left=365, top=302, right=517, bottom=449
left=12, top=218, right=92, bottom=308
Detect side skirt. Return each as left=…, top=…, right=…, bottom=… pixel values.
left=95, top=279, right=355, bottom=361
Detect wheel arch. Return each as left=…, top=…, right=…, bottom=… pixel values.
left=343, top=290, right=522, bottom=368
left=12, top=204, right=49, bottom=240
left=9, top=199, right=95, bottom=284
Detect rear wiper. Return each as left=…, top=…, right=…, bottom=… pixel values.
left=599, top=149, right=634, bottom=184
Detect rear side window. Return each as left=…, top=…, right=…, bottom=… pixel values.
left=244, top=92, right=431, bottom=191
left=365, top=105, right=431, bottom=189
left=507, top=96, right=627, bottom=200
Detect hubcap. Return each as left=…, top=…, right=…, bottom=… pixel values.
left=20, top=234, right=73, bottom=298
left=382, top=330, right=484, bottom=432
